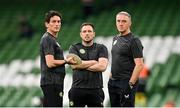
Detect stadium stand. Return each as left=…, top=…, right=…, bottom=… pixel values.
left=0, top=0, right=180, bottom=107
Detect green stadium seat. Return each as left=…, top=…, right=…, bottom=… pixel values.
left=157, top=54, right=177, bottom=91
left=147, top=92, right=162, bottom=107
left=160, top=89, right=178, bottom=107
left=146, top=64, right=162, bottom=93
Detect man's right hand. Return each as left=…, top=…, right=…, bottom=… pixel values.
left=123, top=82, right=133, bottom=99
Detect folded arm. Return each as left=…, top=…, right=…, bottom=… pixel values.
left=45, top=55, right=76, bottom=68
left=71, top=60, right=98, bottom=70
left=87, top=57, right=108, bottom=72
left=45, top=55, right=65, bottom=68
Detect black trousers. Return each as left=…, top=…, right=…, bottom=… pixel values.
left=108, top=79, right=138, bottom=107
left=41, top=84, right=63, bottom=107
left=68, top=88, right=104, bottom=107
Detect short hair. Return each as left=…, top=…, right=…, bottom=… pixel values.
left=80, top=22, right=95, bottom=31
left=45, top=10, right=62, bottom=23
left=116, top=11, right=131, bottom=20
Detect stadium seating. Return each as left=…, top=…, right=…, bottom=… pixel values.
left=146, top=54, right=180, bottom=106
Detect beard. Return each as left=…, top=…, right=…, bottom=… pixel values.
left=84, top=39, right=93, bottom=43
left=83, top=36, right=93, bottom=43
left=82, top=38, right=93, bottom=46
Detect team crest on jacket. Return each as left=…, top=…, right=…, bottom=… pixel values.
left=113, top=40, right=117, bottom=45
left=59, top=92, right=63, bottom=97
left=56, top=42, right=61, bottom=47
left=79, top=49, right=85, bottom=54
left=69, top=101, right=74, bottom=106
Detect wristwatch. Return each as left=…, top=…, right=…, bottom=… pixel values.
left=129, top=82, right=134, bottom=89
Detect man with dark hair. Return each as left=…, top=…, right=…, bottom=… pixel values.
left=68, top=22, right=108, bottom=107
left=40, top=10, right=76, bottom=107
left=108, top=11, right=144, bottom=107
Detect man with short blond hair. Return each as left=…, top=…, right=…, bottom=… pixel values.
left=108, top=11, right=144, bottom=107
